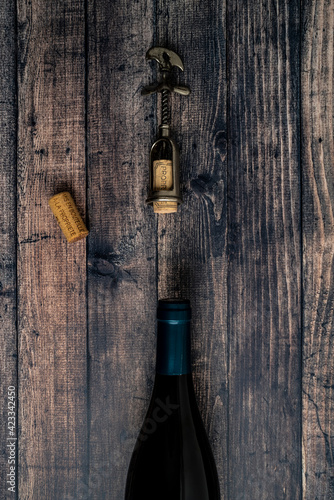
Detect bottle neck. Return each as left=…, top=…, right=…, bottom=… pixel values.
left=156, top=318, right=191, bottom=375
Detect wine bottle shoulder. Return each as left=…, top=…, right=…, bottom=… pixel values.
left=125, top=374, right=220, bottom=500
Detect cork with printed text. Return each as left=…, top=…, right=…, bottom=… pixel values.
left=49, top=192, right=89, bottom=242
left=152, top=159, right=178, bottom=213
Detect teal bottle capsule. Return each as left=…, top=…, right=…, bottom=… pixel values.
left=156, top=298, right=191, bottom=375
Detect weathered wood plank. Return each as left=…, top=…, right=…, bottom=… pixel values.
left=16, top=0, right=87, bottom=498
left=227, top=0, right=301, bottom=498
left=301, top=1, right=334, bottom=498
left=86, top=1, right=155, bottom=498
left=156, top=1, right=228, bottom=497
left=0, top=1, right=17, bottom=499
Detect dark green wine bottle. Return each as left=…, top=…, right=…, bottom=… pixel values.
left=125, top=299, right=220, bottom=500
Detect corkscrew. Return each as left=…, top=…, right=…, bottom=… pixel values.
left=142, top=47, right=190, bottom=213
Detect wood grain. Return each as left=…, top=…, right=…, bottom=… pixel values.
left=227, top=0, right=302, bottom=498
left=0, top=2, right=17, bottom=499
left=156, top=0, right=228, bottom=497
left=302, top=1, right=334, bottom=498
left=1, top=1, right=334, bottom=498
left=86, top=1, right=156, bottom=498
left=16, top=0, right=87, bottom=498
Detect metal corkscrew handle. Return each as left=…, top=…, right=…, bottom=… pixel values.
left=142, top=47, right=191, bottom=127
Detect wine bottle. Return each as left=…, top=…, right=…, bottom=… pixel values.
left=125, top=299, right=220, bottom=500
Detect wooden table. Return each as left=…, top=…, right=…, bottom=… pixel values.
left=1, top=0, right=333, bottom=498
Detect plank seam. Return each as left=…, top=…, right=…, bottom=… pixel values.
left=299, top=1, right=304, bottom=499
left=84, top=0, right=90, bottom=492
left=14, top=0, right=19, bottom=497
left=226, top=0, right=230, bottom=497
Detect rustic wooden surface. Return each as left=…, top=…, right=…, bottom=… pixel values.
left=228, top=1, right=302, bottom=498
left=302, top=1, right=334, bottom=498
left=0, top=0, right=333, bottom=499
left=0, top=0, right=17, bottom=497
left=16, top=0, right=88, bottom=498
left=87, top=0, right=156, bottom=498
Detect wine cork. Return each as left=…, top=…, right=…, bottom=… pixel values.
left=152, top=159, right=178, bottom=214
left=48, top=191, right=89, bottom=243
left=153, top=201, right=178, bottom=213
